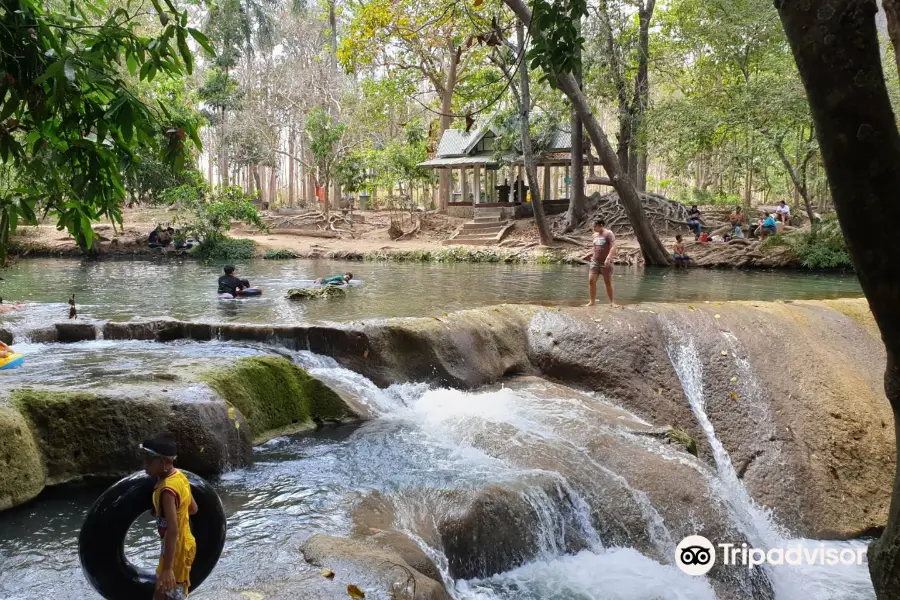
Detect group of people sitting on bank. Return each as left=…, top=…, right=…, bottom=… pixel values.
left=148, top=225, right=198, bottom=252
left=676, top=200, right=794, bottom=266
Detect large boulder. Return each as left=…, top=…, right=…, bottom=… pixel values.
left=11, top=388, right=251, bottom=485
left=526, top=300, right=894, bottom=539
left=0, top=407, right=45, bottom=510
left=301, top=534, right=452, bottom=600
left=287, top=286, right=347, bottom=300
left=201, top=356, right=358, bottom=443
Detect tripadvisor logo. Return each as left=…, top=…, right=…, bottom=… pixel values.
left=675, top=535, right=867, bottom=576
left=676, top=535, right=716, bottom=576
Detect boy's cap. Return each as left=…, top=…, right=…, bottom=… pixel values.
left=140, top=432, right=177, bottom=459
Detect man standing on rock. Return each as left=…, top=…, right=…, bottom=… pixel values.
left=583, top=218, right=616, bottom=307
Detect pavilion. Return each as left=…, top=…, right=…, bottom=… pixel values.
left=419, top=124, right=578, bottom=218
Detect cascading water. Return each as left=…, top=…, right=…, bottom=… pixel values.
left=664, top=320, right=874, bottom=600
left=0, top=339, right=875, bottom=600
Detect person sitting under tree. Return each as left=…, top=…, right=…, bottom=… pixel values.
left=755, top=213, right=778, bottom=239
left=687, top=205, right=703, bottom=239
left=582, top=219, right=617, bottom=307
left=775, top=200, right=791, bottom=225
left=729, top=206, right=746, bottom=235
left=673, top=235, right=689, bottom=268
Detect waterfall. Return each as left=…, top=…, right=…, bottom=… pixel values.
left=664, top=320, right=874, bottom=600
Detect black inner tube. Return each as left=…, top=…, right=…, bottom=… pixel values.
left=79, top=471, right=226, bottom=600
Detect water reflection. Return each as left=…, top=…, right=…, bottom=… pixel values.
left=0, top=258, right=861, bottom=326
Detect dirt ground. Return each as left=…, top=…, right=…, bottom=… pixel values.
left=7, top=204, right=803, bottom=269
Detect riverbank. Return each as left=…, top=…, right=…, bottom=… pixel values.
left=7, top=206, right=816, bottom=269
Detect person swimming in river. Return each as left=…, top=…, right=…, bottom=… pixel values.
left=217, top=265, right=251, bottom=299
left=0, top=297, right=22, bottom=314
left=315, top=273, right=353, bottom=286
left=140, top=432, right=198, bottom=600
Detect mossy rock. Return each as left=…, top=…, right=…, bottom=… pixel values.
left=12, top=390, right=172, bottom=484
left=201, top=356, right=356, bottom=442
left=668, top=427, right=699, bottom=457
left=10, top=389, right=252, bottom=487
left=0, top=407, right=45, bottom=510
left=287, top=286, right=346, bottom=300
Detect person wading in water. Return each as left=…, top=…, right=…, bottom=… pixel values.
left=582, top=218, right=617, bottom=307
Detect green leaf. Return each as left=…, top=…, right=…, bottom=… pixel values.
left=64, top=59, right=76, bottom=82
left=139, top=60, right=153, bottom=81
left=177, top=30, right=193, bottom=75
left=126, top=53, right=137, bottom=76
left=188, top=28, right=215, bottom=56
left=0, top=97, right=18, bottom=122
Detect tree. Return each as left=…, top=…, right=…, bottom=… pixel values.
left=305, top=107, right=345, bottom=213
left=590, top=0, right=656, bottom=191
left=339, top=0, right=493, bottom=211
left=774, top=1, right=900, bottom=597
left=503, top=0, right=672, bottom=265
left=0, top=0, right=210, bottom=263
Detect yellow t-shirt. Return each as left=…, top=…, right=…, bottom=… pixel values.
left=152, top=469, right=197, bottom=592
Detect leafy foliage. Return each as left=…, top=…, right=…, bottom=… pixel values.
left=527, top=0, right=587, bottom=83
left=0, top=0, right=211, bottom=263
left=263, top=248, right=299, bottom=259
left=789, top=215, right=852, bottom=270
left=191, top=236, right=256, bottom=260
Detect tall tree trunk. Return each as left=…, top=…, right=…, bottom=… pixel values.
left=328, top=0, right=339, bottom=71
left=566, top=17, right=587, bottom=232
left=744, top=134, right=753, bottom=208
left=252, top=165, right=262, bottom=198
left=219, top=107, right=229, bottom=187
left=269, top=166, right=277, bottom=208
left=628, top=0, right=655, bottom=192
left=438, top=47, right=460, bottom=212
left=616, top=100, right=631, bottom=175
left=776, top=2, right=900, bottom=598
left=516, top=21, right=553, bottom=246
left=288, top=129, right=296, bottom=208
left=505, top=0, right=670, bottom=264
left=883, top=0, right=900, bottom=80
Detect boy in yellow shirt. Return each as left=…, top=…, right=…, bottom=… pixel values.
left=141, top=432, right=198, bottom=600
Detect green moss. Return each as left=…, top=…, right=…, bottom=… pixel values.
left=668, top=428, right=699, bottom=457
left=201, top=356, right=354, bottom=442
left=264, top=248, right=299, bottom=260
left=0, top=407, right=45, bottom=510
left=287, top=286, right=347, bottom=300
left=12, top=389, right=170, bottom=484
left=363, top=246, right=527, bottom=264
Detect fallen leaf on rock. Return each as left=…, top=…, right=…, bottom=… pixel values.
left=714, top=314, right=721, bottom=319
left=730, top=377, right=737, bottom=382
left=241, top=593, right=264, bottom=600
left=321, top=569, right=335, bottom=579
left=688, top=305, right=696, bottom=311
left=721, top=350, right=728, bottom=356
left=347, top=584, right=366, bottom=598
left=730, top=391, right=739, bottom=401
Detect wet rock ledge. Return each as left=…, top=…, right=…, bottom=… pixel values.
left=0, top=355, right=358, bottom=511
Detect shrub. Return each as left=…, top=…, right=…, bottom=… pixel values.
left=263, top=248, right=299, bottom=260
left=191, top=237, right=255, bottom=260
left=787, top=214, right=853, bottom=269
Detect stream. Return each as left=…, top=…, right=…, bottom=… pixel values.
left=0, top=339, right=875, bottom=599
left=0, top=259, right=875, bottom=599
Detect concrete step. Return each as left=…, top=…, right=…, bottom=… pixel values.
left=454, top=233, right=501, bottom=241
left=451, top=238, right=496, bottom=246
left=473, top=217, right=504, bottom=224
left=463, top=221, right=509, bottom=230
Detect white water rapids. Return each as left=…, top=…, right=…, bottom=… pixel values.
left=296, top=343, right=875, bottom=600
left=0, top=336, right=876, bottom=600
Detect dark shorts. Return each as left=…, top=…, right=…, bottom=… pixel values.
left=765, top=225, right=777, bottom=234
left=590, top=262, right=613, bottom=276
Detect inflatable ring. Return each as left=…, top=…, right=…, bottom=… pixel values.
left=237, top=288, right=262, bottom=297
left=79, top=470, right=226, bottom=599
left=0, top=352, right=23, bottom=370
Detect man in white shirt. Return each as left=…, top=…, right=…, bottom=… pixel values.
left=775, top=200, right=791, bottom=225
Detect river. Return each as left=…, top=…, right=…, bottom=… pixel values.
left=0, top=259, right=875, bottom=600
